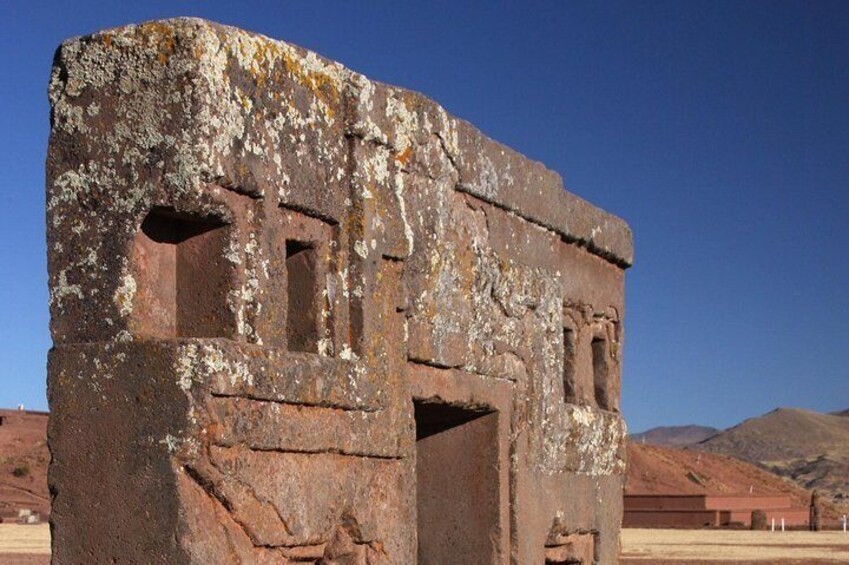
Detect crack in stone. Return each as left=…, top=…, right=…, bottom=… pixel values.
left=213, top=442, right=404, bottom=461
left=209, top=391, right=380, bottom=413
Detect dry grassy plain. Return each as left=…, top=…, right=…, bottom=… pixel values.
left=621, top=528, right=849, bottom=564
left=0, top=524, right=49, bottom=565
left=4, top=524, right=849, bottom=563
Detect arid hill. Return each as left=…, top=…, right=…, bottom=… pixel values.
left=627, top=441, right=847, bottom=520
left=0, top=409, right=49, bottom=521
left=696, top=407, right=849, bottom=507
left=627, top=442, right=808, bottom=503
left=630, top=425, right=718, bottom=448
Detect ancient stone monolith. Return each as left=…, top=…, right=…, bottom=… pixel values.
left=46, top=18, right=633, bottom=564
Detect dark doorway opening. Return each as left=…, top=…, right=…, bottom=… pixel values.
left=414, top=400, right=499, bottom=565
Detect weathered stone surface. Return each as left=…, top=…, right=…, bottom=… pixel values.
left=47, top=18, right=632, bottom=564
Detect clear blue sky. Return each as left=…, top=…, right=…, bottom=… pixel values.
left=1, top=1, right=847, bottom=432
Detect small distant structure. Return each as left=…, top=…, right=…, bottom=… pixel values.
left=624, top=494, right=809, bottom=528
left=16, top=404, right=24, bottom=411
left=17, top=509, right=41, bottom=525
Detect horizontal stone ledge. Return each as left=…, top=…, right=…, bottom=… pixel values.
left=207, top=396, right=409, bottom=459
left=49, top=339, right=389, bottom=412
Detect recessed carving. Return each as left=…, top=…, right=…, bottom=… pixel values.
left=130, top=208, right=231, bottom=338
left=592, top=337, right=611, bottom=410
left=563, top=327, right=578, bottom=403
left=286, top=240, right=320, bottom=353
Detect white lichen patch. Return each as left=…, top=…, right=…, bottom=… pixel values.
left=394, top=171, right=414, bottom=255
left=224, top=237, right=242, bottom=264
left=555, top=405, right=627, bottom=477
left=476, top=155, right=499, bottom=201
left=114, top=330, right=133, bottom=343
left=114, top=272, right=137, bottom=316
left=317, top=337, right=333, bottom=357
left=49, top=269, right=83, bottom=309
left=338, top=344, right=359, bottom=362
left=353, top=240, right=369, bottom=259
left=385, top=91, right=419, bottom=153
left=174, top=342, right=256, bottom=393
left=160, top=434, right=181, bottom=453
left=175, top=343, right=199, bottom=391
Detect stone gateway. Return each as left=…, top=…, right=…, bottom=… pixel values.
left=46, top=18, right=633, bottom=564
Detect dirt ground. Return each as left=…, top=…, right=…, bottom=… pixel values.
left=621, top=528, right=849, bottom=564
left=5, top=523, right=849, bottom=564
left=0, top=524, right=50, bottom=565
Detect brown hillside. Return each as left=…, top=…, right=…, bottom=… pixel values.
left=697, top=408, right=849, bottom=506
left=0, top=409, right=49, bottom=521
left=627, top=442, right=813, bottom=507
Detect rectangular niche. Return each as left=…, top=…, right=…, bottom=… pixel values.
left=563, top=327, right=578, bottom=403
left=279, top=207, right=336, bottom=355
left=286, top=240, right=320, bottom=353
left=130, top=208, right=232, bottom=338
left=415, top=401, right=499, bottom=565
left=592, top=337, right=611, bottom=410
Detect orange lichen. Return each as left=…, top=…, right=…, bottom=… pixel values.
left=280, top=51, right=340, bottom=116
left=402, top=90, right=425, bottom=113
left=394, top=146, right=413, bottom=165
left=229, top=38, right=285, bottom=96
left=136, top=22, right=176, bottom=65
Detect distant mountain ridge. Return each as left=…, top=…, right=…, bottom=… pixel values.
left=630, top=425, right=718, bottom=448
left=696, top=407, right=849, bottom=506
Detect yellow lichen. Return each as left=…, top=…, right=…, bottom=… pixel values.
left=135, top=22, right=176, bottom=65
left=280, top=51, right=340, bottom=116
